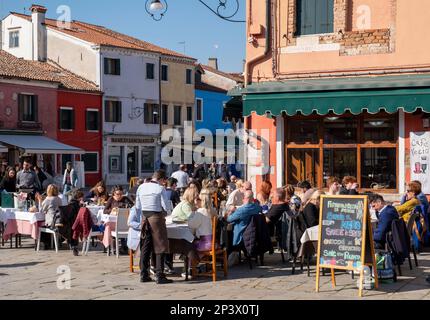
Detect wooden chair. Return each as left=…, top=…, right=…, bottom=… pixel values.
left=191, top=216, right=228, bottom=282
left=129, top=248, right=141, bottom=273
left=129, top=177, right=140, bottom=190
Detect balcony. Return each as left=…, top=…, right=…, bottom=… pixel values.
left=17, top=121, right=43, bottom=131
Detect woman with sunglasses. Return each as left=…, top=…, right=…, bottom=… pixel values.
left=395, top=181, right=422, bottom=222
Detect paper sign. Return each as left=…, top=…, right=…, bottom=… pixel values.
left=410, top=132, right=430, bottom=194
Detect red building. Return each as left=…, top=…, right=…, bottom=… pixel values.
left=0, top=50, right=102, bottom=186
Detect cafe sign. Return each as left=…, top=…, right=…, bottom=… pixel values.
left=410, top=132, right=430, bottom=194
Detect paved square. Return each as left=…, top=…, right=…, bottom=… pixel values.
left=1, top=237, right=430, bottom=300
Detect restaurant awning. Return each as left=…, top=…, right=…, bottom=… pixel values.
left=241, top=74, right=430, bottom=116
left=0, top=135, right=84, bottom=154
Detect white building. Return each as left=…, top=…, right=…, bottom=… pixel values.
left=1, top=5, right=195, bottom=186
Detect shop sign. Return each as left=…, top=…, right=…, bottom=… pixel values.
left=110, top=137, right=155, bottom=144
left=410, top=132, right=430, bottom=194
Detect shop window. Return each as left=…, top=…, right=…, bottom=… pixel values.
left=82, top=153, right=98, bottom=172
left=174, top=105, right=182, bottom=125
left=296, top=0, right=334, bottom=36
left=288, top=120, right=319, bottom=144
left=105, top=100, right=122, bottom=123
left=361, top=148, right=397, bottom=189
left=108, top=146, right=124, bottom=174
left=146, top=63, right=155, bottom=80
left=104, top=58, right=121, bottom=75
left=287, top=149, right=319, bottom=186
left=363, top=118, right=396, bottom=143
left=18, top=94, right=38, bottom=122
left=141, top=146, right=155, bottom=173
left=86, top=110, right=99, bottom=131
left=323, top=149, right=357, bottom=183
left=144, top=103, right=159, bottom=124
left=59, top=107, right=74, bottom=130
left=323, top=118, right=358, bottom=144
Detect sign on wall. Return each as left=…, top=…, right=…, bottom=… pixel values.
left=410, top=132, right=430, bottom=194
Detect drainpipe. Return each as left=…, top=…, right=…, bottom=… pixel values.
left=244, top=0, right=271, bottom=86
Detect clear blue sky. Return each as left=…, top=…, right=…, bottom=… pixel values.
left=0, top=0, right=246, bottom=72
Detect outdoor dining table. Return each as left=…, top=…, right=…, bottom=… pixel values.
left=0, top=207, right=45, bottom=247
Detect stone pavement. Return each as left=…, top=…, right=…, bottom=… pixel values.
left=1, top=237, right=430, bottom=300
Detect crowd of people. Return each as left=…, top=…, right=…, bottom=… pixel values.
left=2, top=157, right=429, bottom=285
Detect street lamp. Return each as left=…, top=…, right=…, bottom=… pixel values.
left=145, top=0, right=245, bottom=22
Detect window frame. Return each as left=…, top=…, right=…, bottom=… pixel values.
left=81, top=152, right=99, bottom=173
left=146, top=63, right=155, bottom=80
left=104, top=58, right=121, bottom=75
left=174, top=105, right=182, bottom=126
left=59, top=107, right=75, bottom=131
left=186, top=69, right=193, bottom=85
left=18, top=94, right=38, bottom=122
left=104, top=100, right=122, bottom=123
left=9, top=30, right=19, bottom=48
left=161, top=64, right=169, bottom=82
left=284, top=112, right=399, bottom=192
left=144, top=103, right=160, bottom=124
left=186, top=106, right=193, bottom=122
left=85, top=108, right=100, bottom=132
left=196, top=98, right=203, bottom=122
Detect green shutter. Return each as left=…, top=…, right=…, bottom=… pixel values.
left=105, top=101, right=110, bottom=122
left=104, top=58, right=109, bottom=74
left=297, top=0, right=316, bottom=36
left=117, top=101, right=122, bottom=122
left=316, top=0, right=334, bottom=34
left=18, top=94, right=24, bottom=121
left=116, top=59, right=121, bottom=75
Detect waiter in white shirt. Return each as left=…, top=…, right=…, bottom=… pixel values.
left=136, top=170, right=173, bottom=284
left=170, top=164, right=189, bottom=196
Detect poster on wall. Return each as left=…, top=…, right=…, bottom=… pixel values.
left=410, top=131, right=430, bottom=194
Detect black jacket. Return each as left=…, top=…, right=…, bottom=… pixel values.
left=56, top=200, right=81, bottom=244
left=280, top=211, right=303, bottom=260
left=0, top=177, right=17, bottom=193
left=339, top=187, right=359, bottom=195
left=387, top=218, right=410, bottom=265
left=243, top=214, right=273, bottom=258
left=302, top=203, right=319, bottom=229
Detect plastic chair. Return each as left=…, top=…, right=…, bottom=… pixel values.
left=191, top=216, right=228, bottom=282
left=36, top=227, right=59, bottom=253
left=110, top=208, right=130, bottom=259
left=82, top=230, right=104, bottom=255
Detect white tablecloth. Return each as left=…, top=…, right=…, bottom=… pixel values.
left=0, top=208, right=45, bottom=224
left=300, top=225, right=319, bottom=244
left=165, top=216, right=195, bottom=243
left=86, top=205, right=105, bottom=217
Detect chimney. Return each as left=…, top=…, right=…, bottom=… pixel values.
left=208, top=57, right=218, bottom=70
left=30, top=4, right=47, bottom=61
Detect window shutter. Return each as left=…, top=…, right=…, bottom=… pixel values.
left=33, top=95, right=38, bottom=122
left=18, top=94, right=24, bottom=121
left=316, top=0, right=333, bottom=34
left=105, top=101, right=110, bottom=122
left=71, top=109, right=75, bottom=129
left=104, top=58, right=109, bottom=74
left=297, top=0, right=316, bottom=36
left=116, top=59, right=121, bottom=75
left=117, top=101, right=122, bottom=122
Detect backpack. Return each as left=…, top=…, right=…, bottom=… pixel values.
left=373, top=251, right=396, bottom=281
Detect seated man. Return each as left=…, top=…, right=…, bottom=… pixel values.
left=265, top=188, right=290, bottom=236
left=225, top=190, right=261, bottom=247
left=370, top=194, right=399, bottom=250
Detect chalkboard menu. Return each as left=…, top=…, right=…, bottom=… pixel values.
left=318, top=195, right=367, bottom=270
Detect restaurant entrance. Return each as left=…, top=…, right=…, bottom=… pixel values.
left=285, top=111, right=399, bottom=192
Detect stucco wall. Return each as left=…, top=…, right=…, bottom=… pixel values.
left=247, top=0, right=430, bottom=81
left=1, top=14, right=33, bottom=60
left=195, top=89, right=232, bottom=134
left=161, top=59, right=195, bottom=105
left=0, top=80, right=57, bottom=139
left=47, top=29, right=99, bottom=84
left=101, top=48, right=160, bottom=135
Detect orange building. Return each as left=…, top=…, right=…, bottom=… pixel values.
left=238, top=0, right=430, bottom=197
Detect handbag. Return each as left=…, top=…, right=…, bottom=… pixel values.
left=374, top=251, right=395, bottom=280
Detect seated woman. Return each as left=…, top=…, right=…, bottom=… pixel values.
left=396, top=182, right=421, bottom=222
left=265, top=188, right=291, bottom=236
left=171, top=187, right=199, bottom=223
left=301, top=190, right=325, bottom=229
left=104, top=185, right=134, bottom=214
left=400, top=180, right=429, bottom=215
left=39, top=184, right=63, bottom=229
left=37, top=184, right=63, bottom=250
left=188, top=188, right=218, bottom=252
left=285, top=184, right=301, bottom=214
left=85, top=181, right=109, bottom=204
left=104, top=185, right=134, bottom=254
left=0, top=167, right=17, bottom=192
left=257, top=180, right=272, bottom=214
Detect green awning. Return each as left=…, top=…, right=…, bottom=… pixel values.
left=244, top=88, right=430, bottom=116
